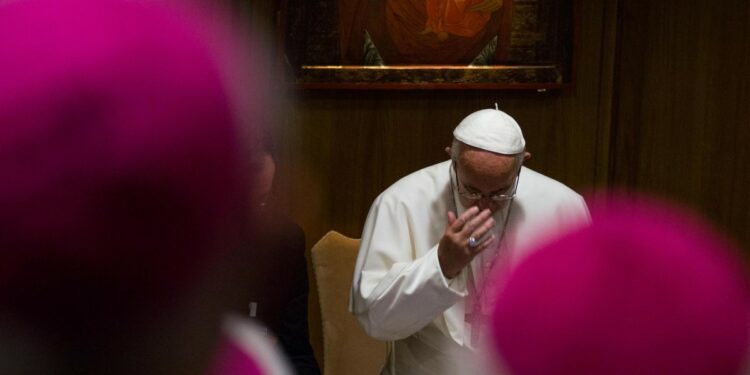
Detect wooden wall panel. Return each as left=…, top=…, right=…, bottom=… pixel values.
left=611, top=0, right=750, bottom=249
left=281, top=90, right=604, bottom=250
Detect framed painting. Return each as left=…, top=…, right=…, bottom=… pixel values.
left=279, top=0, right=574, bottom=89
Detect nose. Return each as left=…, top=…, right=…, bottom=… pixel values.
left=477, top=197, right=494, bottom=212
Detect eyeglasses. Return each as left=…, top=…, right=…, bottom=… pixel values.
left=452, top=161, right=521, bottom=203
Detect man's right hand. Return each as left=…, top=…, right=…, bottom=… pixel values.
left=437, top=207, right=495, bottom=279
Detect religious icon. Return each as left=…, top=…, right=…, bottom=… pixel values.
left=281, top=0, right=573, bottom=88
left=352, top=0, right=509, bottom=65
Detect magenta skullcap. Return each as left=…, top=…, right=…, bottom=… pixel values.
left=490, top=197, right=750, bottom=375
left=0, top=0, right=262, bottom=333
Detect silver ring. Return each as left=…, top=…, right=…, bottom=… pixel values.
left=468, top=236, right=478, bottom=248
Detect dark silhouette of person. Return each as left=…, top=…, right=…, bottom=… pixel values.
left=227, top=133, right=321, bottom=375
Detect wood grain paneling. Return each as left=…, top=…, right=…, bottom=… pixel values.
left=611, top=0, right=750, bottom=249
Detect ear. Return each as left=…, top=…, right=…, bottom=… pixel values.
left=444, top=146, right=452, bottom=157
left=523, top=151, right=531, bottom=161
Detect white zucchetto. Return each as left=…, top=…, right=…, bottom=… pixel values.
left=453, top=108, right=526, bottom=155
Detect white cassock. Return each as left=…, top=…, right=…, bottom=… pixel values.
left=349, top=160, right=591, bottom=375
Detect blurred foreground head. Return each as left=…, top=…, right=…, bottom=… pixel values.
left=0, top=0, right=268, bottom=373
left=490, top=197, right=750, bottom=375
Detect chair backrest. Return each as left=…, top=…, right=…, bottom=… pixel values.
left=311, top=231, right=387, bottom=375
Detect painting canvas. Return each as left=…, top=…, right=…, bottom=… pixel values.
left=280, top=0, right=573, bottom=89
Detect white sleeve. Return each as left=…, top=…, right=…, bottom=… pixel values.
left=349, top=195, right=467, bottom=341
left=557, top=193, right=592, bottom=228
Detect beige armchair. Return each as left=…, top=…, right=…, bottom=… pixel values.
left=311, top=231, right=387, bottom=375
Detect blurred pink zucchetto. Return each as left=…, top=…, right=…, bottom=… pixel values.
left=490, top=197, right=750, bottom=375
left=0, top=0, right=263, bottom=332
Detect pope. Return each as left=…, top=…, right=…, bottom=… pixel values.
left=349, top=106, right=591, bottom=375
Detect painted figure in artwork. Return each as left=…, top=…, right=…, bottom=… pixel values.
left=421, top=0, right=499, bottom=41
left=339, top=0, right=510, bottom=65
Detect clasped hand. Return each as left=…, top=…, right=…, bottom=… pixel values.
left=438, top=206, right=495, bottom=279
